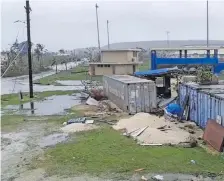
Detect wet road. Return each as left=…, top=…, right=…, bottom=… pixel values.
left=1, top=61, right=85, bottom=95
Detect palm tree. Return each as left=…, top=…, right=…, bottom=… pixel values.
left=34, top=43, right=45, bottom=68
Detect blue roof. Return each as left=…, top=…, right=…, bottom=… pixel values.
left=134, top=68, right=171, bottom=76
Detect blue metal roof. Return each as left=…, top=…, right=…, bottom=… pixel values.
left=134, top=68, right=172, bottom=76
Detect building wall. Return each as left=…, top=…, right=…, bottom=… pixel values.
left=101, top=51, right=129, bottom=63
left=94, top=65, right=113, bottom=75
left=115, top=65, right=126, bottom=74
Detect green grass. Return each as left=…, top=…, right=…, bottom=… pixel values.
left=138, top=61, right=150, bottom=71
left=35, top=65, right=102, bottom=85
left=1, top=113, right=83, bottom=132
left=219, top=74, right=224, bottom=80
left=1, top=90, right=76, bottom=107
left=37, top=127, right=224, bottom=177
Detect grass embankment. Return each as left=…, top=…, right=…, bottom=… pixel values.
left=138, top=61, right=149, bottom=71
left=1, top=90, right=76, bottom=107
left=36, top=127, right=224, bottom=177
left=35, top=65, right=102, bottom=85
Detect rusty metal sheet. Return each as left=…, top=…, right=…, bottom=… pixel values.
left=203, top=120, right=224, bottom=152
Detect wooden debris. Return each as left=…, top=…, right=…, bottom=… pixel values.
left=140, top=143, right=163, bottom=146
left=132, top=126, right=149, bottom=137
left=134, top=168, right=145, bottom=172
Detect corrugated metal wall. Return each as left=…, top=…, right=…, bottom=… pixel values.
left=103, top=75, right=157, bottom=114
left=179, top=84, right=224, bottom=128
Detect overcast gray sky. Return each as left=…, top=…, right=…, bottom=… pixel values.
left=1, top=0, right=224, bottom=51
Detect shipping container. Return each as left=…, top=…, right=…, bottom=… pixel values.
left=179, top=83, right=224, bottom=128
left=103, top=75, right=157, bottom=114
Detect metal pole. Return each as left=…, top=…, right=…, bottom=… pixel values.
left=166, top=31, right=170, bottom=48
left=25, top=0, right=33, bottom=98
left=107, top=20, right=110, bottom=49
left=206, top=0, right=209, bottom=47
left=95, top=4, right=101, bottom=51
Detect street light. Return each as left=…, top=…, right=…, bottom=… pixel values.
left=95, top=4, right=101, bottom=51
left=166, top=31, right=170, bottom=48
left=206, top=0, right=209, bottom=47
left=107, top=20, right=110, bottom=49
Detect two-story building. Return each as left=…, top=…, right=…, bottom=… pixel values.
left=89, top=49, right=141, bottom=76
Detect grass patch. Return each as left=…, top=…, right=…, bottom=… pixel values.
left=1, top=90, right=76, bottom=107
left=37, top=127, right=224, bottom=177
left=138, top=61, right=149, bottom=71
left=1, top=113, right=83, bottom=132
left=35, top=65, right=102, bottom=85
left=219, top=74, right=224, bottom=80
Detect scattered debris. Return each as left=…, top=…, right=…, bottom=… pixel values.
left=113, top=113, right=192, bottom=145
left=150, top=108, right=164, bottom=117
left=152, top=175, right=164, bottom=180
left=140, top=143, right=163, bottom=146
left=85, top=120, right=94, bottom=124
left=61, top=123, right=98, bottom=133
left=141, top=175, right=148, bottom=181
left=132, top=126, right=149, bottom=137
left=86, top=97, right=99, bottom=106
left=67, top=117, right=86, bottom=124
left=90, top=88, right=105, bottom=101
left=188, top=129, right=195, bottom=134
left=134, top=168, right=145, bottom=172
left=79, top=91, right=90, bottom=100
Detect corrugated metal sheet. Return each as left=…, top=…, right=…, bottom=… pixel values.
left=179, top=83, right=224, bottom=128
left=103, top=75, right=157, bottom=114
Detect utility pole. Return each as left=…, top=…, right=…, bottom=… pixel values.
left=107, top=20, right=110, bottom=49
left=95, top=4, right=101, bottom=51
left=166, top=31, right=170, bottom=48
left=25, top=0, right=33, bottom=98
left=206, top=0, right=209, bottom=47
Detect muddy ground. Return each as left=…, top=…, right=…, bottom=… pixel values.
left=1, top=117, right=223, bottom=181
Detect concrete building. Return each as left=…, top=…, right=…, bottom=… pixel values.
left=89, top=49, right=141, bottom=76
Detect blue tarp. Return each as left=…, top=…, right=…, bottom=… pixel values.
left=134, top=68, right=170, bottom=76
left=166, top=103, right=182, bottom=116
left=134, top=67, right=180, bottom=76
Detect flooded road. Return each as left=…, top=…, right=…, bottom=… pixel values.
left=1, top=61, right=85, bottom=95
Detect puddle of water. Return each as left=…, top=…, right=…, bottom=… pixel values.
left=4, top=94, right=82, bottom=116
left=39, top=133, right=69, bottom=148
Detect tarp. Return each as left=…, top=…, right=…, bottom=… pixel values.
left=134, top=67, right=180, bottom=76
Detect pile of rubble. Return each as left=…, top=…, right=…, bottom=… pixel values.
left=113, top=112, right=199, bottom=146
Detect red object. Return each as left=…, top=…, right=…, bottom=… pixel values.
left=203, top=120, right=224, bottom=152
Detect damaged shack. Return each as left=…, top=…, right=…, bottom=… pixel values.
left=103, top=75, right=157, bottom=114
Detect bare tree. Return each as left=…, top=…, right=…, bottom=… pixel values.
left=136, top=47, right=147, bottom=62
left=59, top=49, right=65, bottom=54
left=84, top=47, right=100, bottom=62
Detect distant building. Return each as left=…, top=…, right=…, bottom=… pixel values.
left=89, top=49, right=141, bottom=76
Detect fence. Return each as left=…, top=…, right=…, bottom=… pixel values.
left=179, top=83, right=224, bottom=128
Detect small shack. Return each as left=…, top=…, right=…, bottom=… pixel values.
left=134, top=67, right=181, bottom=98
